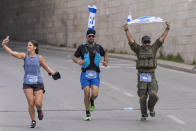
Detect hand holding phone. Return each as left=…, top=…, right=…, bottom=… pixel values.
left=6, top=36, right=9, bottom=40
left=2, top=36, right=9, bottom=46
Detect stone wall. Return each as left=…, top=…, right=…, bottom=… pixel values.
left=0, top=0, right=196, bottom=64
left=0, top=0, right=68, bottom=46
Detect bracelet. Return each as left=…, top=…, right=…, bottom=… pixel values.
left=166, top=27, right=170, bottom=30
left=124, top=29, right=128, bottom=32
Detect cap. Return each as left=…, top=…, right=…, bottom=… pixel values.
left=141, top=35, right=151, bottom=43
left=86, top=29, right=96, bottom=35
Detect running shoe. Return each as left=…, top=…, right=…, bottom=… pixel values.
left=30, top=120, right=36, bottom=128
left=140, top=115, right=147, bottom=121
left=150, top=111, right=155, bottom=117
left=90, top=105, right=95, bottom=111
left=84, top=114, right=91, bottom=121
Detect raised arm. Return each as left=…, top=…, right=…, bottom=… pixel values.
left=123, top=23, right=134, bottom=44
left=1, top=38, right=25, bottom=59
left=159, top=21, right=170, bottom=43
left=39, top=55, right=56, bottom=75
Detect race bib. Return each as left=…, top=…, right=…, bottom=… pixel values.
left=140, top=73, right=152, bottom=82
left=85, top=70, right=97, bottom=79
left=27, top=75, right=38, bottom=84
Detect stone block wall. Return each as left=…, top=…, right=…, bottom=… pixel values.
left=0, top=0, right=196, bottom=63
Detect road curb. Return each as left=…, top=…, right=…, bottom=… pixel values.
left=41, top=45, right=196, bottom=74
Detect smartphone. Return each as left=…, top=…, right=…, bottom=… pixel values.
left=6, top=36, right=9, bottom=40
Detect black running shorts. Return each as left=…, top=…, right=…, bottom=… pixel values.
left=23, top=83, right=45, bottom=93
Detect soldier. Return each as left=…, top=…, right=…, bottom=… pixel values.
left=123, top=21, right=170, bottom=121
left=72, top=29, right=108, bottom=121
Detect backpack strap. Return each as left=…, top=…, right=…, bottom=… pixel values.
left=82, top=42, right=88, bottom=53
left=94, top=43, right=100, bottom=53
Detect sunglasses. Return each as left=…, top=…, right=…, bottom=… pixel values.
left=88, top=35, right=95, bottom=38
left=143, top=41, right=150, bottom=44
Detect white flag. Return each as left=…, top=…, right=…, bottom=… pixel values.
left=88, top=5, right=97, bottom=30
left=127, top=15, right=165, bottom=24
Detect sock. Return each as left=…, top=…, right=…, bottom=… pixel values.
left=86, top=111, right=90, bottom=116
left=90, top=98, right=94, bottom=106
left=37, top=109, right=42, bottom=112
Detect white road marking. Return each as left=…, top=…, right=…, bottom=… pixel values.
left=101, top=81, right=134, bottom=97
left=123, top=92, right=134, bottom=97
left=101, top=81, right=120, bottom=91
left=167, top=115, right=186, bottom=125
left=123, top=107, right=134, bottom=110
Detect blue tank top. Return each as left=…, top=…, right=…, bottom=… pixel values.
left=23, top=54, right=43, bottom=84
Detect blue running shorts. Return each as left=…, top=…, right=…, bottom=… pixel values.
left=80, top=72, right=100, bottom=89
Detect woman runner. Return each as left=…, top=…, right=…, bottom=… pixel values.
left=1, top=38, right=60, bottom=128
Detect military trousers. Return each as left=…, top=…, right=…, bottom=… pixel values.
left=137, top=72, right=159, bottom=117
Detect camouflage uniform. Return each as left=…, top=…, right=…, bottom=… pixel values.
left=129, top=39, right=163, bottom=117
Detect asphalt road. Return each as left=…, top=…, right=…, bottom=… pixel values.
left=0, top=46, right=196, bottom=131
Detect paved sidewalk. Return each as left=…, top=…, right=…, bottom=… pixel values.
left=1, top=40, right=196, bottom=74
